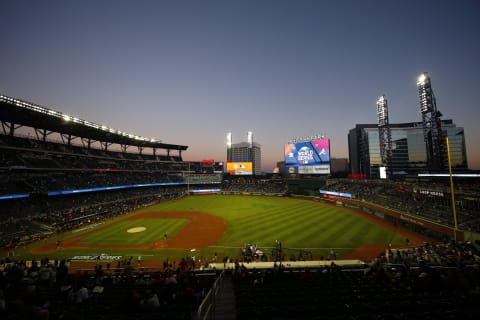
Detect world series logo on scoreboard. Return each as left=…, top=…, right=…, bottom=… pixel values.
left=284, top=138, right=331, bottom=175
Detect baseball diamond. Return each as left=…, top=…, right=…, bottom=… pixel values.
left=21, top=195, right=430, bottom=268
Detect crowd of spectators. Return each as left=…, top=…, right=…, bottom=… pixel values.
left=232, top=240, right=480, bottom=319
left=325, top=179, right=480, bottom=233
left=0, top=187, right=186, bottom=250
left=221, top=177, right=287, bottom=194
left=23, top=171, right=183, bottom=194
left=0, top=133, right=193, bottom=248
left=185, top=174, right=222, bottom=185
left=382, top=240, right=479, bottom=267
left=0, top=256, right=217, bottom=319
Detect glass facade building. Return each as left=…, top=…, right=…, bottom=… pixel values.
left=348, top=120, right=467, bottom=178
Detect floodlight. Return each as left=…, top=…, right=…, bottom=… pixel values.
left=247, top=131, right=253, bottom=147
left=417, top=73, right=433, bottom=113
left=417, top=73, right=427, bottom=85
left=227, top=132, right=232, bottom=148
left=2, top=94, right=165, bottom=146
left=376, top=95, right=388, bottom=127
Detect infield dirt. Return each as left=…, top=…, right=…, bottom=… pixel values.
left=30, top=211, right=227, bottom=254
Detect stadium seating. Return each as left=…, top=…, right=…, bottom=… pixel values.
left=0, top=257, right=218, bottom=320
left=1, top=241, right=479, bottom=319
left=326, top=179, right=480, bottom=233
left=232, top=241, right=480, bottom=319
left=222, top=177, right=287, bottom=194
left=0, top=133, right=191, bottom=249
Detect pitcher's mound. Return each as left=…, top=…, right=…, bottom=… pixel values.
left=127, top=227, right=146, bottom=233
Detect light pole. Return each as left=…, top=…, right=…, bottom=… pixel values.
left=187, top=161, right=191, bottom=194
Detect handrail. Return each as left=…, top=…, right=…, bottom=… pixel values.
left=197, top=270, right=224, bottom=320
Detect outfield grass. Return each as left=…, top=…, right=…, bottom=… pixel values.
left=14, top=195, right=408, bottom=262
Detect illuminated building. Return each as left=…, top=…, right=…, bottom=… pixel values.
left=348, top=120, right=467, bottom=178
left=226, top=132, right=262, bottom=175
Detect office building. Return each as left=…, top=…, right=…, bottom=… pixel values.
left=348, top=120, right=467, bottom=178
left=226, top=132, right=262, bottom=175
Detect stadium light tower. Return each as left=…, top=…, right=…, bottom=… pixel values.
left=376, top=95, right=392, bottom=178
left=247, top=131, right=254, bottom=175
left=227, top=132, right=232, bottom=149
left=226, top=132, right=232, bottom=164
left=417, top=72, right=446, bottom=170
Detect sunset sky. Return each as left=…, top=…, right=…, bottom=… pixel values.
left=1, top=0, right=479, bottom=171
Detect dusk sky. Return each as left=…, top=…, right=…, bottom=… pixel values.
left=1, top=0, right=479, bottom=171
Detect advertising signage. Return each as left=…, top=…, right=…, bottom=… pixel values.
left=226, top=162, right=253, bottom=175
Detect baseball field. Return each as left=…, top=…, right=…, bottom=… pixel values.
left=14, top=195, right=430, bottom=266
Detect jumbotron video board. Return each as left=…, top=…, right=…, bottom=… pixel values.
left=284, top=138, right=331, bottom=174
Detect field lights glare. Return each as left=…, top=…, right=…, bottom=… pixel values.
left=2, top=94, right=164, bottom=145
left=376, top=95, right=388, bottom=126
left=417, top=73, right=427, bottom=86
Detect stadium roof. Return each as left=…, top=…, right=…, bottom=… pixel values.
left=0, top=95, right=188, bottom=151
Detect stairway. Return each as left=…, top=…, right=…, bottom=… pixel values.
left=212, top=273, right=236, bottom=320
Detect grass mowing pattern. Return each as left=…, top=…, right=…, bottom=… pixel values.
left=79, top=218, right=188, bottom=246
left=20, top=195, right=408, bottom=262
left=136, top=195, right=405, bottom=259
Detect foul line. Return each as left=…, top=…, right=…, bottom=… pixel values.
left=209, top=245, right=357, bottom=250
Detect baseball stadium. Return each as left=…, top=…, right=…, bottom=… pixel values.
left=1, top=95, right=480, bottom=319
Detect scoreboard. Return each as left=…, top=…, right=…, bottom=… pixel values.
left=284, top=138, right=331, bottom=175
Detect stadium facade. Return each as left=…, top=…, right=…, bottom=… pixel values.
left=348, top=120, right=467, bottom=178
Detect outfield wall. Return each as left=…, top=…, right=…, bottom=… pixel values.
left=221, top=191, right=284, bottom=197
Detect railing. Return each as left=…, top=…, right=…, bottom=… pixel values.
left=196, top=270, right=224, bottom=320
